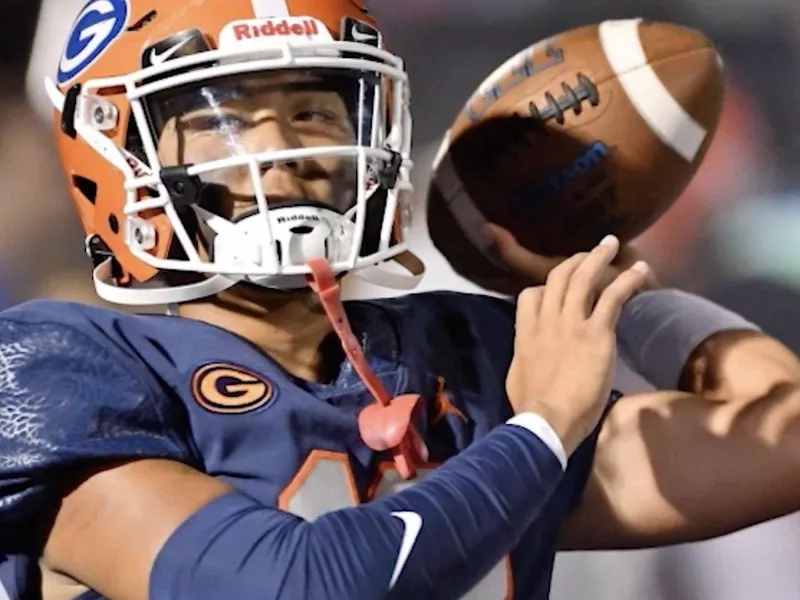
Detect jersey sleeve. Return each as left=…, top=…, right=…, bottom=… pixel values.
left=0, top=315, right=197, bottom=545
left=151, top=422, right=566, bottom=600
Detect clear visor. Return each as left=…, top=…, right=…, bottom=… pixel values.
left=146, top=68, right=383, bottom=214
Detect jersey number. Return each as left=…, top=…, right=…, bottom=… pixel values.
left=279, top=450, right=513, bottom=599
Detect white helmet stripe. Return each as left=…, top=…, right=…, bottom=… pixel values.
left=250, top=0, right=290, bottom=17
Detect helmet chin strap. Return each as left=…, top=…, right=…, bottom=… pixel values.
left=93, top=199, right=425, bottom=306
left=93, top=258, right=241, bottom=305
left=351, top=251, right=425, bottom=290
left=306, top=257, right=428, bottom=480
left=195, top=201, right=425, bottom=292
left=93, top=250, right=425, bottom=307
left=199, top=202, right=354, bottom=282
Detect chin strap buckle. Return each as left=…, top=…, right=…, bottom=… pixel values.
left=378, top=151, right=403, bottom=190
left=160, top=165, right=203, bottom=212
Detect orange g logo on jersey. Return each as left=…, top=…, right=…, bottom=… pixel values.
left=191, top=363, right=274, bottom=414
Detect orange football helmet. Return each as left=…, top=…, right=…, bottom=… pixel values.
left=46, top=0, right=415, bottom=305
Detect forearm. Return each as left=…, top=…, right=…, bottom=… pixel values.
left=152, top=419, right=565, bottom=600
left=561, top=292, right=800, bottom=552
left=561, top=387, right=800, bottom=551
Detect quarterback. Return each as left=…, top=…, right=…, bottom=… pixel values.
left=0, top=1, right=798, bottom=599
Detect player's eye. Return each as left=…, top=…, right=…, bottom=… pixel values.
left=292, top=109, right=338, bottom=125
left=184, top=112, right=250, bottom=132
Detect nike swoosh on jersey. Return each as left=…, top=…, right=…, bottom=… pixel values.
left=389, top=511, right=423, bottom=589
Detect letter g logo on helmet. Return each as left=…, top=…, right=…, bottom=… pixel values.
left=58, top=0, right=130, bottom=85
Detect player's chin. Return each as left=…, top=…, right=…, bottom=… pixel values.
left=220, top=280, right=315, bottom=312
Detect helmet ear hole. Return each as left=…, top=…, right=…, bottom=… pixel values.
left=72, top=176, right=98, bottom=204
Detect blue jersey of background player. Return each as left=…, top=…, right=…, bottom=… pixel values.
left=2, top=1, right=800, bottom=599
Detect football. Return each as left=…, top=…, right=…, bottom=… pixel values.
left=426, top=18, right=725, bottom=294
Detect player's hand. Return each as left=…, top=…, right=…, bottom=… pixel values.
left=506, top=235, right=650, bottom=456
left=484, top=223, right=660, bottom=291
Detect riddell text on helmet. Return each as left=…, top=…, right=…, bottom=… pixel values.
left=234, top=19, right=320, bottom=40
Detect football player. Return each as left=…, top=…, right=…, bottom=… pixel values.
left=0, top=1, right=798, bottom=599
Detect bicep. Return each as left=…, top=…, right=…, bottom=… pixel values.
left=559, top=387, right=800, bottom=550
left=43, top=459, right=232, bottom=600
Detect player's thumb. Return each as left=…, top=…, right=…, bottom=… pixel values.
left=483, top=223, right=562, bottom=282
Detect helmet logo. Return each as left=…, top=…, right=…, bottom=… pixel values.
left=219, top=18, right=332, bottom=49
left=341, top=17, right=381, bottom=48
left=350, top=25, right=376, bottom=43
left=147, top=38, right=191, bottom=67
left=58, top=0, right=129, bottom=85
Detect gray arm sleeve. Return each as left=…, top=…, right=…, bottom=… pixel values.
left=616, top=289, right=761, bottom=389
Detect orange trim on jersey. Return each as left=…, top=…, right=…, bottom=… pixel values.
left=504, top=556, right=515, bottom=600
left=277, top=450, right=359, bottom=511
left=365, top=460, right=443, bottom=501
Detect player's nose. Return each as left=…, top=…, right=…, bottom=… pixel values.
left=241, top=112, right=294, bottom=154
left=244, top=117, right=301, bottom=176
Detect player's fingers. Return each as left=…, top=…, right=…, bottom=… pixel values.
left=590, top=261, right=650, bottom=330
left=483, top=223, right=563, bottom=284
left=539, top=252, right=590, bottom=318
left=515, top=286, right=545, bottom=332
left=612, top=244, right=661, bottom=291
left=562, top=235, right=621, bottom=319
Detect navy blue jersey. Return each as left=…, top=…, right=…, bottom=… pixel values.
left=0, top=292, right=599, bottom=599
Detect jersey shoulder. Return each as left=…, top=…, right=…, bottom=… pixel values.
left=0, top=300, right=199, bottom=543
left=359, top=291, right=516, bottom=438
left=373, top=290, right=515, bottom=371
left=371, top=290, right=515, bottom=353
